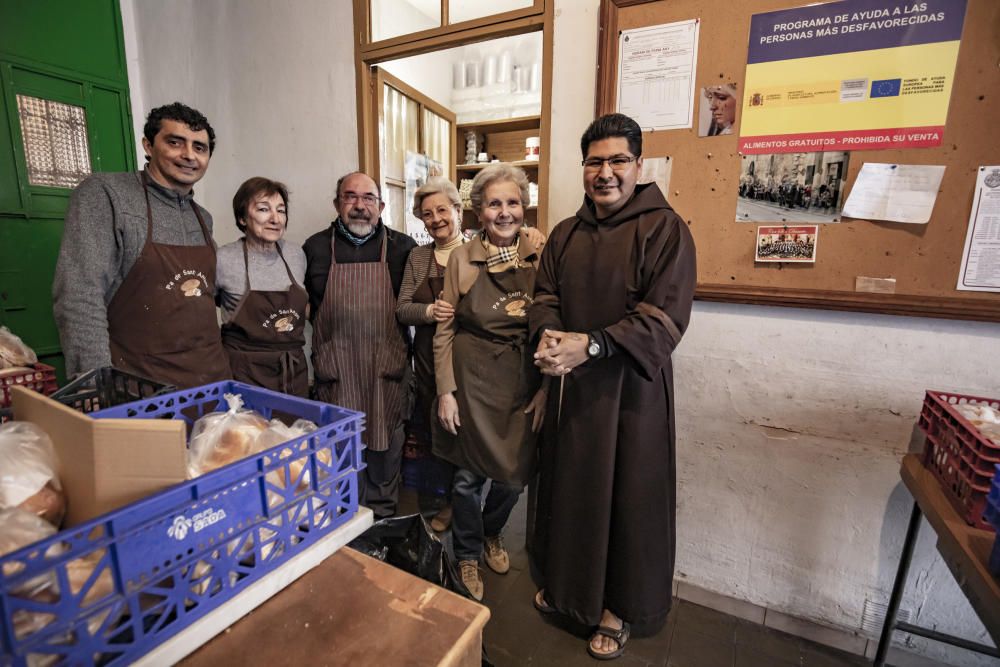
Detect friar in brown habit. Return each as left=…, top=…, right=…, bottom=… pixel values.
left=528, top=113, right=696, bottom=661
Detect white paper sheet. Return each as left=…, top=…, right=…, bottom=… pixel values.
left=957, top=166, right=1000, bottom=292
left=842, top=163, right=945, bottom=224
left=638, top=156, right=672, bottom=199
left=616, top=19, right=699, bottom=131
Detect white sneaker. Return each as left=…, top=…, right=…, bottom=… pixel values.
left=459, top=559, right=484, bottom=601
left=483, top=535, right=510, bottom=574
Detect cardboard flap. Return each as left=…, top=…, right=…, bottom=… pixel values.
left=12, top=386, right=96, bottom=525
left=93, top=418, right=188, bottom=511
left=10, top=387, right=188, bottom=527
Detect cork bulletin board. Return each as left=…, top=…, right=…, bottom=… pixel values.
left=596, top=0, right=1000, bottom=321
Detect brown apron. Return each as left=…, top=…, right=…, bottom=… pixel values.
left=311, top=235, right=408, bottom=452
left=221, top=240, right=309, bottom=396
left=107, top=172, right=231, bottom=389
left=433, top=262, right=538, bottom=485
left=410, top=249, right=446, bottom=443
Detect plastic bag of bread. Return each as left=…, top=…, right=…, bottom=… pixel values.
left=187, top=393, right=268, bottom=478
left=0, top=422, right=66, bottom=526
left=1, top=509, right=117, bottom=647
left=0, top=326, right=37, bottom=370
left=0, top=507, right=60, bottom=639
left=254, top=419, right=330, bottom=491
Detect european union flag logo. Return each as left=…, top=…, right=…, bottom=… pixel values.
left=871, top=79, right=902, bottom=98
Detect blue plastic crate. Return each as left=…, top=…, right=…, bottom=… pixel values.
left=0, top=381, right=364, bottom=666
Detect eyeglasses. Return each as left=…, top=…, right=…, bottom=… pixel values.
left=582, top=155, right=639, bottom=172
left=340, top=192, right=380, bottom=206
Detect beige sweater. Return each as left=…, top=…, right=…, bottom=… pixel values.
left=433, top=229, right=539, bottom=396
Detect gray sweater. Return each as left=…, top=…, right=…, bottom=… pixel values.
left=52, top=170, right=215, bottom=375
left=216, top=239, right=307, bottom=323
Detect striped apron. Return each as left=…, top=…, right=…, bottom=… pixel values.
left=311, top=236, right=407, bottom=452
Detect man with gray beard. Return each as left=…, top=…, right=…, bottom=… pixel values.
left=304, top=171, right=417, bottom=517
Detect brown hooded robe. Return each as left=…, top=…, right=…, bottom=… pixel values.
left=528, top=182, right=696, bottom=636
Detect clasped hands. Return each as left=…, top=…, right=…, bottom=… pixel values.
left=426, top=297, right=454, bottom=322
left=533, top=329, right=589, bottom=377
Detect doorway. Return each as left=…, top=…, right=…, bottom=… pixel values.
left=374, top=32, right=544, bottom=241
left=353, top=0, right=552, bottom=234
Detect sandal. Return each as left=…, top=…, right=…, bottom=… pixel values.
left=533, top=589, right=557, bottom=615
left=587, top=621, right=630, bottom=661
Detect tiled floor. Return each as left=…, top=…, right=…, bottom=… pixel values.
left=397, top=487, right=872, bottom=667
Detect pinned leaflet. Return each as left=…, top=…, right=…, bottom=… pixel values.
left=842, top=163, right=945, bottom=224
left=957, top=166, right=1000, bottom=292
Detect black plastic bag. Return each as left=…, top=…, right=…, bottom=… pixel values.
left=348, top=513, right=464, bottom=594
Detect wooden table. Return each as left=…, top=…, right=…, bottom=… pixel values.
left=182, top=547, right=490, bottom=667
left=874, top=454, right=1000, bottom=664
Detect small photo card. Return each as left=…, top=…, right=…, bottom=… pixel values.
left=755, top=225, right=818, bottom=263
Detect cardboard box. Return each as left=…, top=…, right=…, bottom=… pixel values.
left=11, top=386, right=187, bottom=527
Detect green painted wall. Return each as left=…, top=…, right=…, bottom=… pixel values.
left=0, top=0, right=135, bottom=379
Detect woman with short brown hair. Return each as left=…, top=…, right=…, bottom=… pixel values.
left=216, top=177, right=308, bottom=396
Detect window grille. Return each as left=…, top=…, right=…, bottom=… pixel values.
left=17, top=94, right=91, bottom=188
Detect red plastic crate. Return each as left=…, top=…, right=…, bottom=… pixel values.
left=0, top=362, right=58, bottom=411
left=919, top=390, right=1000, bottom=530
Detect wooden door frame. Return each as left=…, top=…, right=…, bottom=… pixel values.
left=353, top=0, right=554, bottom=230
left=356, top=0, right=545, bottom=55
left=372, top=67, right=458, bottom=188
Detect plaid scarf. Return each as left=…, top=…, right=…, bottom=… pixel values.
left=481, top=234, right=522, bottom=273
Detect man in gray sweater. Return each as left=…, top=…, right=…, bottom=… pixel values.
left=52, top=102, right=231, bottom=388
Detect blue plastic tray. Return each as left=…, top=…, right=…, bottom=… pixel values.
left=0, top=381, right=364, bottom=666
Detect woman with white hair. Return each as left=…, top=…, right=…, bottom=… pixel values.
left=397, top=177, right=467, bottom=531
left=433, top=163, right=548, bottom=601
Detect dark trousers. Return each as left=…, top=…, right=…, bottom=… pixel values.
left=360, top=419, right=405, bottom=518
left=451, top=467, right=522, bottom=562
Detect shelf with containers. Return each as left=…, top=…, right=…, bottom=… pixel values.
left=455, top=115, right=541, bottom=229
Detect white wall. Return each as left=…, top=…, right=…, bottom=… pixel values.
left=380, top=49, right=456, bottom=111
left=125, top=0, right=358, bottom=249
left=547, top=1, right=599, bottom=228
left=552, top=2, right=998, bottom=665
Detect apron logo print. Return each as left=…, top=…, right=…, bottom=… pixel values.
left=262, top=308, right=302, bottom=332
left=505, top=299, right=527, bottom=317
left=180, top=279, right=202, bottom=297
left=491, top=291, right=533, bottom=318
left=165, top=270, right=208, bottom=297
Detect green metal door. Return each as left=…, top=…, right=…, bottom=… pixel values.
left=0, top=0, right=135, bottom=379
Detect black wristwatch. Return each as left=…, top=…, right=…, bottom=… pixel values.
left=587, top=333, right=602, bottom=359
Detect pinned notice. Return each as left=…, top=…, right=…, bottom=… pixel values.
left=842, top=163, right=945, bottom=224
left=957, top=166, right=1000, bottom=292
left=617, top=19, right=699, bottom=131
